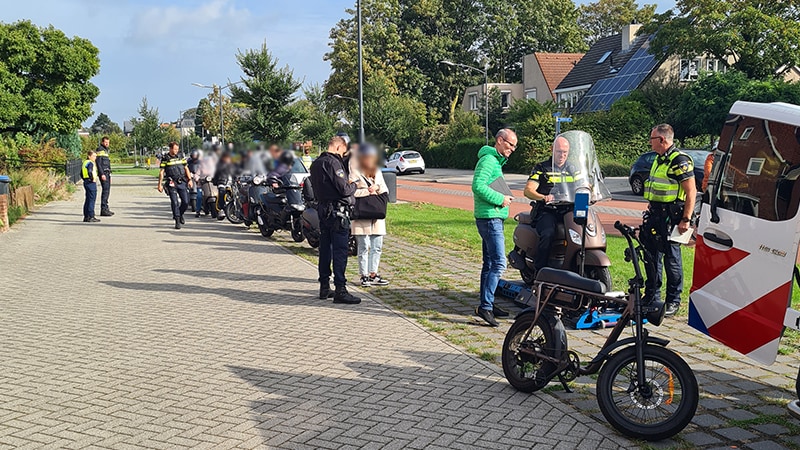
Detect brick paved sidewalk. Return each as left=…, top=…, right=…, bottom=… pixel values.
left=0, top=176, right=633, bottom=449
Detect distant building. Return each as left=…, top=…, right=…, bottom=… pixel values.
left=461, top=83, right=524, bottom=113
left=123, top=120, right=135, bottom=136
left=522, top=52, right=584, bottom=103
left=175, top=118, right=196, bottom=138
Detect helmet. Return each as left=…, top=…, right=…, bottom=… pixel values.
left=190, top=149, right=202, bottom=159
left=278, top=150, right=295, bottom=167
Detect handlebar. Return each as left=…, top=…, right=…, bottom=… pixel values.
left=614, top=221, right=635, bottom=237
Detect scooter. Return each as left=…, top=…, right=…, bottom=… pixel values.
left=198, top=176, right=218, bottom=218
left=254, top=175, right=305, bottom=242
left=502, top=221, right=697, bottom=441
left=225, top=175, right=251, bottom=226
left=507, top=130, right=613, bottom=288
left=689, top=100, right=800, bottom=419
left=216, top=177, right=232, bottom=221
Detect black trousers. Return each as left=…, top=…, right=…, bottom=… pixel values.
left=534, top=209, right=559, bottom=270
left=642, top=211, right=684, bottom=304
left=167, top=183, right=189, bottom=219
left=100, top=175, right=111, bottom=211
left=318, top=214, right=350, bottom=288
left=83, top=182, right=97, bottom=219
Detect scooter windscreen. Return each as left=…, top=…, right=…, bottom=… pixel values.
left=549, top=130, right=612, bottom=204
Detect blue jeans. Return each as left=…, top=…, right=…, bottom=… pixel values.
left=355, top=234, right=383, bottom=276
left=476, top=218, right=506, bottom=311
left=645, top=241, right=683, bottom=304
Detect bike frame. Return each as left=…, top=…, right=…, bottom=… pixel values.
left=518, top=222, right=665, bottom=387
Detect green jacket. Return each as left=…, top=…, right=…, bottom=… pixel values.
left=472, top=145, right=509, bottom=219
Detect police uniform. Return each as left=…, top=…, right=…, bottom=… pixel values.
left=95, top=144, right=113, bottom=215
left=160, top=152, right=191, bottom=222
left=309, top=151, right=357, bottom=296
left=642, top=145, right=694, bottom=307
left=528, top=158, right=583, bottom=270
left=82, top=158, right=99, bottom=222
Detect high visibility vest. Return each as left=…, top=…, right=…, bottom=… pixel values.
left=644, top=150, right=688, bottom=203
left=545, top=169, right=583, bottom=183
left=82, top=160, right=98, bottom=181
left=95, top=150, right=108, bottom=157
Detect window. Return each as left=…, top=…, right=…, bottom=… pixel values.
left=557, top=90, right=586, bottom=109
left=597, top=51, right=612, bottom=64
left=679, top=59, right=700, bottom=82
left=468, top=93, right=478, bottom=111
left=706, top=59, right=726, bottom=73
left=501, top=91, right=511, bottom=109
left=525, top=88, right=537, bottom=100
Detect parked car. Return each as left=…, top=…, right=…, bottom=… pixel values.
left=628, top=150, right=708, bottom=195
left=385, top=151, right=425, bottom=174
left=289, top=158, right=310, bottom=186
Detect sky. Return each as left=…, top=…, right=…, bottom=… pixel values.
left=0, top=0, right=675, bottom=129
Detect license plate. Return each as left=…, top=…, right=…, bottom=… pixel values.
left=408, top=159, right=418, bottom=164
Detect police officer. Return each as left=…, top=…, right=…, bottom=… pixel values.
left=96, top=136, right=114, bottom=216
left=523, top=135, right=584, bottom=273
left=82, top=150, right=100, bottom=223
left=643, top=124, right=696, bottom=316
left=309, top=135, right=361, bottom=304
left=157, top=142, right=194, bottom=230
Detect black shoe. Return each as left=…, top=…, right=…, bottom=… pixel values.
left=476, top=307, right=499, bottom=327
left=89, top=217, right=101, bottom=223
left=493, top=305, right=510, bottom=318
left=319, top=283, right=334, bottom=299
left=665, top=302, right=680, bottom=316
left=360, top=276, right=372, bottom=288
left=333, top=286, right=361, bottom=304
left=83, top=217, right=89, bottom=222
left=179, top=215, right=185, bottom=224
left=195, top=212, right=201, bottom=218
left=100, top=210, right=113, bottom=217
left=175, top=218, right=182, bottom=230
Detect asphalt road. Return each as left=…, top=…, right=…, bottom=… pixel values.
left=398, top=167, right=645, bottom=203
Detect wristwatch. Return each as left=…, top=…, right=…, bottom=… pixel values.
left=680, top=216, right=691, bottom=223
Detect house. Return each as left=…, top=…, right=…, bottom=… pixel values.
left=458, top=52, right=585, bottom=113
left=175, top=118, right=196, bottom=138
left=461, top=83, right=524, bottom=113
left=522, top=52, right=584, bottom=103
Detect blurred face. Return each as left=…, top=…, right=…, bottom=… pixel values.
left=269, top=145, right=280, bottom=159
left=359, top=152, right=378, bottom=171
left=553, top=138, right=570, bottom=167
left=496, top=132, right=517, bottom=158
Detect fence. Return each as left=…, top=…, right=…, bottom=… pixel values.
left=0, top=157, right=83, bottom=184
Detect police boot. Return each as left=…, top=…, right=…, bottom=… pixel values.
left=333, top=286, right=361, bottom=304
left=319, top=281, right=334, bottom=299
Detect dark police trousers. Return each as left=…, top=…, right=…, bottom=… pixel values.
left=83, top=182, right=97, bottom=219
left=318, top=209, right=350, bottom=288
left=642, top=210, right=683, bottom=305
left=534, top=208, right=559, bottom=270
left=100, top=176, right=111, bottom=212
left=166, top=182, right=189, bottom=219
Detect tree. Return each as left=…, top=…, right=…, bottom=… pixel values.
left=230, top=43, right=302, bottom=143
left=361, top=74, right=427, bottom=148
left=481, top=0, right=587, bottom=83
left=55, top=132, right=82, bottom=159
left=130, top=97, right=168, bottom=154
left=0, top=20, right=100, bottom=135
left=200, top=86, right=241, bottom=139
left=296, top=84, right=340, bottom=150
left=578, top=0, right=656, bottom=46
left=195, top=98, right=210, bottom=138
left=642, top=0, right=800, bottom=80
left=89, top=113, right=122, bottom=135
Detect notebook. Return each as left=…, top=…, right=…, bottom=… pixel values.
left=489, top=177, right=513, bottom=196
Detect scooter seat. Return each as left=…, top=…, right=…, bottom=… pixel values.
left=516, top=212, right=533, bottom=225
left=536, top=268, right=606, bottom=294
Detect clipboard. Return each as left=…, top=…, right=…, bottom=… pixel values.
left=669, top=226, right=694, bottom=244
left=489, top=177, right=513, bottom=196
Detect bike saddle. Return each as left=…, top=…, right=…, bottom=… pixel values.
left=536, top=268, right=607, bottom=294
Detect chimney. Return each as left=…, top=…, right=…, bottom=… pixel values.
left=621, top=23, right=642, bottom=52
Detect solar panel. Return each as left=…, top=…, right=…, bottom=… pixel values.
left=572, top=40, right=660, bottom=114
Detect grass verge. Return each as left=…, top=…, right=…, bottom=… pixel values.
left=113, top=167, right=160, bottom=176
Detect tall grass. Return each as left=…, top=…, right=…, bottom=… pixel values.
left=9, top=168, right=73, bottom=204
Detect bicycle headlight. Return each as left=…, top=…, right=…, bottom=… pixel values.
left=568, top=229, right=582, bottom=245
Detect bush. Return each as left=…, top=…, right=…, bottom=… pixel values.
left=8, top=168, right=72, bottom=204
left=418, top=138, right=486, bottom=170
left=599, top=160, right=631, bottom=177
left=7, top=204, right=26, bottom=226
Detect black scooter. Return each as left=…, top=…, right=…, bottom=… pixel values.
left=254, top=175, right=305, bottom=242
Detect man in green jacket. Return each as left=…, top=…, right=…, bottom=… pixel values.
left=472, top=129, right=517, bottom=326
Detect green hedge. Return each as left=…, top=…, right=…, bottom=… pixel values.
left=418, top=138, right=486, bottom=170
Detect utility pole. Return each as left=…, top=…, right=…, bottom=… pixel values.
left=357, top=0, right=365, bottom=143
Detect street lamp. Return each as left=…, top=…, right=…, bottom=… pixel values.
left=332, top=94, right=357, bottom=102
left=192, top=81, right=244, bottom=147
left=357, top=0, right=365, bottom=144
left=441, top=60, right=490, bottom=145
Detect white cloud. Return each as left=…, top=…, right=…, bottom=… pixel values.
left=128, top=0, right=259, bottom=49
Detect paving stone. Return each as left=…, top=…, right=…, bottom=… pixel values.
left=683, top=431, right=722, bottom=446
left=715, top=427, right=758, bottom=441
left=720, top=409, right=759, bottom=421
left=692, top=414, right=726, bottom=428
left=745, top=441, right=791, bottom=450
left=752, top=423, right=789, bottom=436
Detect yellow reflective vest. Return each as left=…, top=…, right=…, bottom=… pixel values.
left=644, top=149, right=692, bottom=203
left=82, top=160, right=98, bottom=182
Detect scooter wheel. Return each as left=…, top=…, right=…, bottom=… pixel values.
left=307, top=237, right=320, bottom=248
left=259, top=224, right=274, bottom=238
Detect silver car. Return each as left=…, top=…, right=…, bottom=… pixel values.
left=385, top=151, right=425, bottom=174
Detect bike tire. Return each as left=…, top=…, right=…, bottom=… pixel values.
left=291, top=219, right=305, bottom=242
left=596, top=345, right=698, bottom=441
left=501, top=311, right=562, bottom=393
left=225, top=203, right=244, bottom=225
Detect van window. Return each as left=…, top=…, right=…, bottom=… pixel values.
left=716, top=118, right=800, bottom=221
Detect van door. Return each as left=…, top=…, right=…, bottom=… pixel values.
left=690, top=105, right=800, bottom=364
